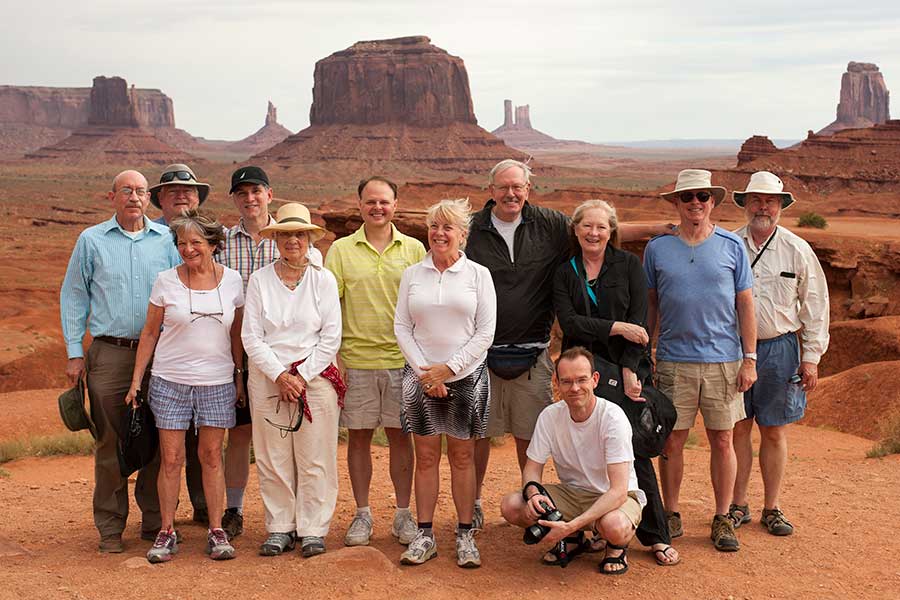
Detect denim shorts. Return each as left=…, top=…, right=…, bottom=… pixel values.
left=743, top=332, right=806, bottom=427
left=149, top=375, right=236, bottom=430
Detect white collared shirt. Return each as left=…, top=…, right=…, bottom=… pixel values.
left=394, top=251, right=497, bottom=381
left=735, top=224, right=830, bottom=364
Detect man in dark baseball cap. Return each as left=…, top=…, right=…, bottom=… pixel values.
left=230, top=166, right=270, bottom=194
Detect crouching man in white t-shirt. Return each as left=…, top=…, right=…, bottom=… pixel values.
left=500, top=346, right=646, bottom=575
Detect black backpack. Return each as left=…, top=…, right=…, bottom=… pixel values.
left=592, top=354, right=676, bottom=459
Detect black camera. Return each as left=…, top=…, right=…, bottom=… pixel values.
left=522, top=481, right=564, bottom=545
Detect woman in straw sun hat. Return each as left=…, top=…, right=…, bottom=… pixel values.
left=241, top=202, right=344, bottom=559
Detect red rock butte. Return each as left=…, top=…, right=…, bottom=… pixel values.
left=491, top=100, right=560, bottom=150
left=24, top=76, right=193, bottom=165
left=253, top=36, right=526, bottom=170
left=819, top=61, right=891, bottom=136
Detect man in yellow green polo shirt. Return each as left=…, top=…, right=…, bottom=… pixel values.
left=325, top=176, right=426, bottom=547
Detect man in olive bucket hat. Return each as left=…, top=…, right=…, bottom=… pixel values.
left=148, top=163, right=214, bottom=526
left=728, top=171, right=829, bottom=537
left=149, top=164, right=211, bottom=226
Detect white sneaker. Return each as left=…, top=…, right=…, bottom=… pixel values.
left=344, top=512, right=373, bottom=546
left=400, top=530, right=437, bottom=565
left=391, top=511, right=418, bottom=545
left=456, top=528, right=481, bottom=568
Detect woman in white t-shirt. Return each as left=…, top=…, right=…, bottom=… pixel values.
left=126, top=210, right=245, bottom=564
left=394, top=198, right=497, bottom=568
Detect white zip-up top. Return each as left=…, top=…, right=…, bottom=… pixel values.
left=394, top=251, right=496, bottom=381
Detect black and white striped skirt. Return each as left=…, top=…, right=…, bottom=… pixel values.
left=400, top=362, right=490, bottom=439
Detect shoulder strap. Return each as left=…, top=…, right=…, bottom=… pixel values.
left=750, top=228, right=777, bottom=270
left=570, top=257, right=598, bottom=308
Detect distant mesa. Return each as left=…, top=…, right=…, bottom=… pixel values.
left=818, top=61, right=890, bottom=136
left=253, top=36, right=525, bottom=171
left=25, top=76, right=193, bottom=165
left=736, top=135, right=779, bottom=166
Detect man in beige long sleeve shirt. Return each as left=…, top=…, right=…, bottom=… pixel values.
left=729, top=171, right=830, bottom=537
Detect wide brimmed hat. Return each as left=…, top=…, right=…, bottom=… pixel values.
left=260, top=203, right=326, bottom=242
left=58, top=379, right=96, bottom=439
left=733, top=171, right=795, bottom=209
left=149, top=164, right=211, bottom=208
left=660, top=169, right=727, bottom=207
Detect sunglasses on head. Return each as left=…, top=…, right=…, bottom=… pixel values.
left=160, top=170, right=195, bottom=184
left=679, top=191, right=712, bottom=203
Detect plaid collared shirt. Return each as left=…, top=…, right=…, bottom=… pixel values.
left=216, top=216, right=279, bottom=292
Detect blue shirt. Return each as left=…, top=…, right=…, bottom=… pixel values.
left=60, top=215, right=181, bottom=359
left=643, top=226, right=753, bottom=363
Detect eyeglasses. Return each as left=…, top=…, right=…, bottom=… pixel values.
left=275, top=231, right=308, bottom=240
left=265, top=397, right=303, bottom=437
left=558, top=376, right=593, bottom=388
left=678, top=191, right=712, bottom=203
left=118, top=187, right=148, bottom=198
left=160, top=170, right=195, bottom=184
left=492, top=184, right=528, bottom=194
left=188, top=271, right=225, bottom=324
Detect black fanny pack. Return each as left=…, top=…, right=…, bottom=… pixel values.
left=487, top=346, right=542, bottom=380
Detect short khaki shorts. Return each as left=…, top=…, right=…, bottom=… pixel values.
left=485, top=348, right=553, bottom=440
left=543, top=482, right=643, bottom=529
left=655, top=360, right=745, bottom=431
left=339, top=368, right=403, bottom=430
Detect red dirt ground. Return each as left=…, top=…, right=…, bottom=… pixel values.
left=1, top=390, right=899, bottom=600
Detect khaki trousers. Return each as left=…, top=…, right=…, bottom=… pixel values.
left=249, top=367, right=339, bottom=537
left=85, top=340, right=161, bottom=538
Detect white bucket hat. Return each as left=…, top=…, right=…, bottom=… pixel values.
left=733, top=171, right=795, bottom=209
left=259, top=203, right=326, bottom=242
left=660, top=169, right=727, bottom=207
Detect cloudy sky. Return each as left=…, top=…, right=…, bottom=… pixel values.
left=3, top=0, right=898, bottom=143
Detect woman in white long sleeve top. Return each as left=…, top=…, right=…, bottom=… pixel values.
left=394, top=198, right=497, bottom=568
left=241, top=203, right=343, bottom=559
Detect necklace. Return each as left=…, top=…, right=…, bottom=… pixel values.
left=278, top=257, right=308, bottom=290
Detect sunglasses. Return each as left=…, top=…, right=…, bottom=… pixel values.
left=679, top=191, right=712, bottom=203
left=265, top=397, right=303, bottom=438
left=160, top=170, right=195, bottom=184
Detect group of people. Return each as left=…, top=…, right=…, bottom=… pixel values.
left=60, top=157, right=829, bottom=573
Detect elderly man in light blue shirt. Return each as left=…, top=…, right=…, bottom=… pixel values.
left=61, top=169, right=180, bottom=553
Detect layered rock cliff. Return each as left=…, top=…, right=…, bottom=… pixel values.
left=736, top=135, right=779, bottom=166
left=819, top=62, right=891, bottom=135
left=254, top=36, right=524, bottom=171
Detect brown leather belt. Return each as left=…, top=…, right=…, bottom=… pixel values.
left=94, top=336, right=140, bottom=349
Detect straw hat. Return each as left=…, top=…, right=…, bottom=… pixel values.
left=660, top=169, right=727, bottom=207
left=733, top=171, right=795, bottom=209
left=149, top=164, right=211, bottom=208
left=260, top=203, right=326, bottom=242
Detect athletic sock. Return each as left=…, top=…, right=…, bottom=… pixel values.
left=226, top=487, right=244, bottom=513
left=457, top=523, right=473, bottom=534
left=395, top=506, right=411, bottom=516
left=356, top=506, right=372, bottom=516
left=418, top=522, right=434, bottom=537
left=474, top=498, right=482, bottom=508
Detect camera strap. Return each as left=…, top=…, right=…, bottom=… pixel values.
left=522, top=480, right=554, bottom=503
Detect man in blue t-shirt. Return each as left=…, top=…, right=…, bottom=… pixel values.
left=644, top=169, right=758, bottom=553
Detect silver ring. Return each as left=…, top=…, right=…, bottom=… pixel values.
left=424, top=384, right=432, bottom=390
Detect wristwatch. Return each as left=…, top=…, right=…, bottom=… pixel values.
left=743, top=352, right=757, bottom=361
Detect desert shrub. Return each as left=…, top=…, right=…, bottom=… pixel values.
left=866, top=413, right=900, bottom=458
left=797, top=212, right=827, bottom=229
left=0, top=432, right=93, bottom=464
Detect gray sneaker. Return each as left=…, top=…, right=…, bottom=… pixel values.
left=472, top=504, right=484, bottom=533
left=456, top=529, right=481, bottom=568
left=391, top=511, right=418, bottom=545
left=259, top=532, right=295, bottom=556
left=207, top=528, right=235, bottom=560
left=147, top=529, right=178, bottom=563
left=400, top=530, right=437, bottom=565
left=344, top=512, right=373, bottom=546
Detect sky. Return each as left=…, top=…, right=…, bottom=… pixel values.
left=2, top=0, right=898, bottom=143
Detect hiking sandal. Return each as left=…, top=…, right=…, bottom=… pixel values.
left=598, top=542, right=629, bottom=576
left=761, top=508, right=794, bottom=536
left=727, top=503, right=751, bottom=529
left=541, top=532, right=590, bottom=567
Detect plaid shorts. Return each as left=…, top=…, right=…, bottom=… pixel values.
left=149, top=375, right=236, bottom=430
